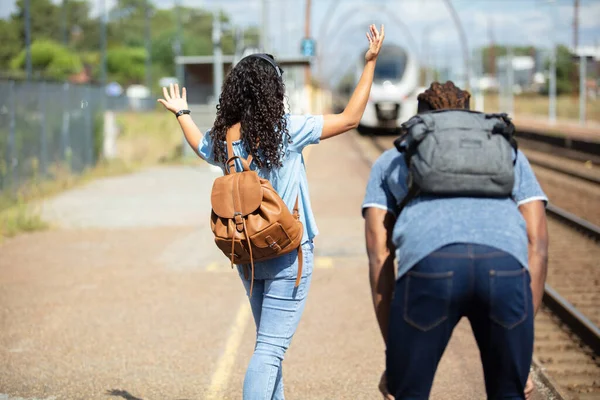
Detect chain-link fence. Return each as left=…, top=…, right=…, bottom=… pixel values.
left=0, top=80, right=105, bottom=195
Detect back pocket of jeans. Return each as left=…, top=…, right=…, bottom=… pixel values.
left=489, top=268, right=527, bottom=329
left=403, top=271, right=453, bottom=331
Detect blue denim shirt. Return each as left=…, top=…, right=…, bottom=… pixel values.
left=362, top=149, right=548, bottom=279
left=198, top=114, right=323, bottom=278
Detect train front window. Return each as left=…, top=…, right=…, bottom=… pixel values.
left=373, top=52, right=407, bottom=82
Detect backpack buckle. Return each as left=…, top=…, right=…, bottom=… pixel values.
left=266, top=236, right=281, bottom=252
left=234, top=212, right=244, bottom=232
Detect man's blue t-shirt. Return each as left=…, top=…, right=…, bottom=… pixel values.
left=362, top=148, right=548, bottom=279
left=198, top=114, right=323, bottom=245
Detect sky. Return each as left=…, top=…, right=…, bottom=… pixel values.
left=1, top=0, right=599, bottom=82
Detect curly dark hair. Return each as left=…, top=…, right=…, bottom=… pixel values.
left=417, top=81, right=471, bottom=112
left=210, top=55, right=289, bottom=169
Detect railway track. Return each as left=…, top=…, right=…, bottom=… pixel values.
left=365, top=133, right=600, bottom=399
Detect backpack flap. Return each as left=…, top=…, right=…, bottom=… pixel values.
left=211, top=171, right=263, bottom=219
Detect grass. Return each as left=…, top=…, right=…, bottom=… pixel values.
left=483, top=94, right=600, bottom=123
left=0, top=200, right=49, bottom=238
left=0, top=160, right=133, bottom=240
left=115, top=111, right=187, bottom=165
left=1, top=110, right=190, bottom=241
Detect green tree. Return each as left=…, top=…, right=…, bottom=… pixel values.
left=12, top=0, right=61, bottom=43
left=106, top=46, right=147, bottom=84
left=63, top=1, right=100, bottom=52
left=0, top=20, right=22, bottom=70
left=543, top=45, right=577, bottom=95
left=10, top=39, right=82, bottom=80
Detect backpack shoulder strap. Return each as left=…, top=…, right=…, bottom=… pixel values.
left=398, top=178, right=420, bottom=214
left=225, top=131, right=253, bottom=173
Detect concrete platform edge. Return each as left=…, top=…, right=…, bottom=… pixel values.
left=531, top=356, right=569, bottom=400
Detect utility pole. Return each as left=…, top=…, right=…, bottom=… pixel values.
left=304, top=0, right=312, bottom=88
left=24, top=0, right=32, bottom=80
left=144, top=1, right=152, bottom=93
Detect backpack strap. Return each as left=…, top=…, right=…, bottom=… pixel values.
left=488, top=114, right=519, bottom=165
left=293, top=194, right=302, bottom=287
left=295, top=244, right=303, bottom=288
left=397, top=176, right=420, bottom=214
left=225, top=131, right=254, bottom=173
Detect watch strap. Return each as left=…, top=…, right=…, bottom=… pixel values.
left=175, top=109, right=191, bottom=118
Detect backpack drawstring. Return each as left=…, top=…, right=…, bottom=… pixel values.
left=242, top=218, right=255, bottom=296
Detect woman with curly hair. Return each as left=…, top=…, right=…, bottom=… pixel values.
left=158, top=24, right=385, bottom=400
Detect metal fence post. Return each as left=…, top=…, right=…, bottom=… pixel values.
left=507, top=47, right=515, bottom=117
left=61, top=82, right=71, bottom=169
left=579, top=54, right=586, bottom=126
left=8, top=81, right=17, bottom=191
left=84, top=85, right=92, bottom=168
left=39, top=81, right=48, bottom=177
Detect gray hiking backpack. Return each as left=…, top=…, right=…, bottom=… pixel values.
left=394, top=110, right=518, bottom=211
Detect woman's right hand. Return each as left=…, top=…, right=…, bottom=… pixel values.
left=378, top=371, right=394, bottom=399
left=157, top=83, right=188, bottom=115
left=365, top=24, right=385, bottom=63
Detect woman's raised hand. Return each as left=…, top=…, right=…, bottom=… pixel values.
left=365, top=24, right=385, bottom=63
left=157, top=83, right=188, bottom=114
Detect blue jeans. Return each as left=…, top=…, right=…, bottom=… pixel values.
left=386, top=244, right=533, bottom=400
left=238, top=241, right=314, bottom=400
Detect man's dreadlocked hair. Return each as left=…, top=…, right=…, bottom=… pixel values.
left=417, top=81, right=471, bottom=113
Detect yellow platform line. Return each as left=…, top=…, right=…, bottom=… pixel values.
left=206, top=262, right=221, bottom=272
left=206, top=300, right=251, bottom=399
left=315, top=256, right=334, bottom=269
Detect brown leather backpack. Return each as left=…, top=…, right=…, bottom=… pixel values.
left=210, top=136, right=304, bottom=295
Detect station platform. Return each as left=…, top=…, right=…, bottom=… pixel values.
left=515, top=115, right=600, bottom=142
left=0, top=132, right=552, bottom=399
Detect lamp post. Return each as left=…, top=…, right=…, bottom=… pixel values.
left=441, top=0, right=470, bottom=90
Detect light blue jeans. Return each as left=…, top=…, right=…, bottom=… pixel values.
left=238, top=241, right=314, bottom=400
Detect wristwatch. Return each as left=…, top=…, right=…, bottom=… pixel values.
left=175, top=109, right=191, bottom=118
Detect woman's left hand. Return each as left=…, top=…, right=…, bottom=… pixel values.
left=157, top=83, right=188, bottom=114
left=524, top=375, right=534, bottom=399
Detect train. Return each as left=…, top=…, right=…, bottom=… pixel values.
left=337, top=44, right=421, bottom=134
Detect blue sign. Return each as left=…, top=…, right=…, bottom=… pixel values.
left=300, top=38, right=316, bottom=57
